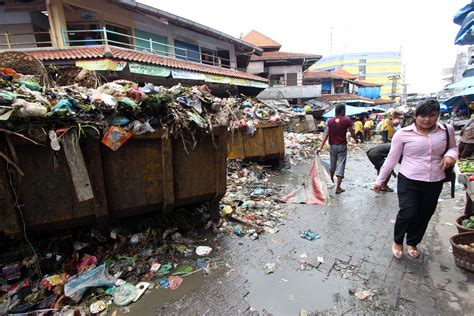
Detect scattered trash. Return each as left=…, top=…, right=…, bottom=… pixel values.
left=300, top=230, right=321, bottom=241
left=113, top=282, right=139, bottom=306
left=158, top=279, right=170, bottom=289
left=89, top=300, right=108, bottom=314
left=234, top=225, right=244, bottom=237
left=354, top=289, right=375, bottom=301
left=133, top=282, right=150, bottom=302
left=264, top=262, right=276, bottom=274
left=64, top=265, right=115, bottom=303
left=168, top=276, right=184, bottom=290
left=150, top=262, right=161, bottom=273
left=196, top=246, right=213, bottom=256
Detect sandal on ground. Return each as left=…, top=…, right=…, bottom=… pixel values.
left=335, top=188, right=345, bottom=194
left=381, top=187, right=394, bottom=192
left=392, top=242, right=403, bottom=259
left=407, top=246, right=421, bottom=258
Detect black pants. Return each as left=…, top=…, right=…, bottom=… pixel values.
left=395, top=173, right=443, bottom=246
left=381, top=130, right=389, bottom=143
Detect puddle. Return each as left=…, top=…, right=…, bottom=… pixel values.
left=244, top=269, right=350, bottom=315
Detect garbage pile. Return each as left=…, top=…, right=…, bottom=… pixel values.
left=220, top=160, right=286, bottom=239
left=0, top=67, right=227, bottom=151
left=0, top=207, right=218, bottom=314
left=285, top=132, right=322, bottom=165
left=221, top=97, right=291, bottom=135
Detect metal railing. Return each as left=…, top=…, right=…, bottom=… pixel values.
left=0, top=31, right=53, bottom=49
left=62, top=27, right=236, bottom=69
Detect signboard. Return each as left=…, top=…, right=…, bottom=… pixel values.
left=75, top=59, right=127, bottom=71
left=204, top=74, right=230, bottom=84
left=228, top=78, right=250, bottom=87
left=249, top=81, right=269, bottom=88
left=171, top=69, right=205, bottom=80
left=128, top=62, right=170, bottom=77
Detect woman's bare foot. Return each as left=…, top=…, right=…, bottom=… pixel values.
left=392, top=242, right=403, bottom=259
left=407, top=245, right=420, bottom=258
left=335, top=188, right=345, bottom=194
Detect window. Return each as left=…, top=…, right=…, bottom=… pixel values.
left=286, top=73, right=297, bottom=86
left=359, top=65, right=366, bottom=74
left=135, top=29, right=168, bottom=56
left=174, top=39, right=200, bottom=63
left=67, top=22, right=101, bottom=46
left=105, top=23, right=132, bottom=48
left=201, top=47, right=216, bottom=66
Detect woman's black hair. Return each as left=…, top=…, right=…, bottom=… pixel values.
left=335, top=104, right=346, bottom=116
left=415, top=98, right=440, bottom=117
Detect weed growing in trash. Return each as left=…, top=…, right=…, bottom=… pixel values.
left=0, top=206, right=222, bottom=314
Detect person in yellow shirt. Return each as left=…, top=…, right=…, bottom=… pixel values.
left=364, top=117, right=374, bottom=141
left=380, top=115, right=394, bottom=143
left=354, top=116, right=365, bottom=143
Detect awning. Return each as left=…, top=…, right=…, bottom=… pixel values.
left=454, top=3, right=474, bottom=45
left=445, top=76, right=474, bottom=89
left=443, top=86, right=474, bottom=108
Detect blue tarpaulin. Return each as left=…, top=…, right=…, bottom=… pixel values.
left=357, top=87, right=381, bottom=99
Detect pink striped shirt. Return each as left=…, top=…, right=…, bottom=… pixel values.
left=375, top=122, right=458, bottom=185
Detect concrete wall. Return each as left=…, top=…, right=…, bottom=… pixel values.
left=268, top=65, right=303, bottom=86
left=0, top=5, right=36, bottom=49
left=247, top=61, right=264, bottom=74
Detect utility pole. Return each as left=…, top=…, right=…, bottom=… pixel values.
left=388, top=75, right=401, bottom=101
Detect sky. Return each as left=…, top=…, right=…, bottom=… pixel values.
left=140, top=0, right=469, bottom=94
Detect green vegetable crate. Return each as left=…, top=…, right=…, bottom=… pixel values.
left=456, top=214, right=474, bottom=234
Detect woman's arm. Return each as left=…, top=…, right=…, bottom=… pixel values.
left=375, top=130, right=404, bottom=186
left=444, top=124, right=458, bottom=160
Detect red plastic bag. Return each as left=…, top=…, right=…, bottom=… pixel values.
left=281, top=156, right=331, bottom=206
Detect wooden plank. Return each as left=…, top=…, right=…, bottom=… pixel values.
left=210, top=126, right=228, bottom=221
left=161, top=135, right=175, bottom=213
left=62, top=133, right=94, bottom=202
left=85, top=139, right=109, bottom=224
left=227, top=130, right=245, bottom=160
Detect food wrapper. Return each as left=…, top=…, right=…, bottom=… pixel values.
left=102, top=126, right=133, bottom=151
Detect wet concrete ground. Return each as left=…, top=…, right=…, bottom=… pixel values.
left=124, top=146, right=474, bottom=315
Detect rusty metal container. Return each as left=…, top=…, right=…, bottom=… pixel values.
left=227, top=122, right=285, bottom=165
left=0, top=127, right=227, bottom=236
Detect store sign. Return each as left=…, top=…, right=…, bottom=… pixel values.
left=249, top=81, right=269, bottom=88
left=171, top=70, right=205, bottom=80
left=75, top=59, right=127, bottom=71
left=204, top=74, right=230, bottom=84
left=128, top=63, right=170, bottom=77
left=228, top=78, right=250, bottom=87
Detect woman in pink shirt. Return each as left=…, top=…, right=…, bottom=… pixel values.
left=373, top=99, right=457, bottom=259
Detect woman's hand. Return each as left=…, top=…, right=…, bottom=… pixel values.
left=440, top=156, right=456, bottom=171
left=373, top=183, right=382, bottom=193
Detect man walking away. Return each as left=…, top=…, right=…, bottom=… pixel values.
left=317, top=104, right=359, bottom=194
left=367, top=143, right=396, bottom=192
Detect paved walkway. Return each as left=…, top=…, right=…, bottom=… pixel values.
left=152, top=149, right=474, bottom=315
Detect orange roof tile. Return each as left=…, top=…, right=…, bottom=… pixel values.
left=251, top=51, right=321, bottom=61
left=334, top=69, right=358, bottom=80
left=26, top=45, right=268, bottom=82
left=354, top=80, right=382, bottom=87
left=304, top=70, right=357, bottom=80
left=242, top=30, right=282, bottom=49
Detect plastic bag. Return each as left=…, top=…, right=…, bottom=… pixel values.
left=13, top=99, right=47, bottom=118
left=113, top=282, right=138, bottom=307
left=281, top=156, right=331, bottom=206
left=128, top=120, right=155, bottom=135
left=64, top=264, right=115, bottom=303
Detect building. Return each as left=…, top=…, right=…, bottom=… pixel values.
left=243, top=30, right=321, bottom=86
left=309, top=51, right=402, bottom=101
left=0, top=0, right=268, bottom=95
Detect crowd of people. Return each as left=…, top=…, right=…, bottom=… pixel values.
left=317, top=99, right=471, bottom=260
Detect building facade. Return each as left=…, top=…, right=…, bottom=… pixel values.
left=0, top=0, right=268, bottom=94
left=309, top=51, right=402, bottom=101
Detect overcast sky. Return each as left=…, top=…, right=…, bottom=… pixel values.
left=140, top=0, right=469, bottom=94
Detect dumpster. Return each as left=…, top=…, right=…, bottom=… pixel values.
left=227, top=122, right=285, bottom=165
left=0, top=127, right=227, bottom=236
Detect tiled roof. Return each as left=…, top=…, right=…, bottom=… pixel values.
left=251, top=51, right=321, bottom=61
left=304, top=70, right=357, bottom=80
left=372, top=98, right=396, bottom=105
left=354, top=80, right=382, bottom=87
left=242, top=30, right=282, bottom=49
left=26, top=45, right=268, bottom=82
left=334, top=69, right=358, bottom=79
